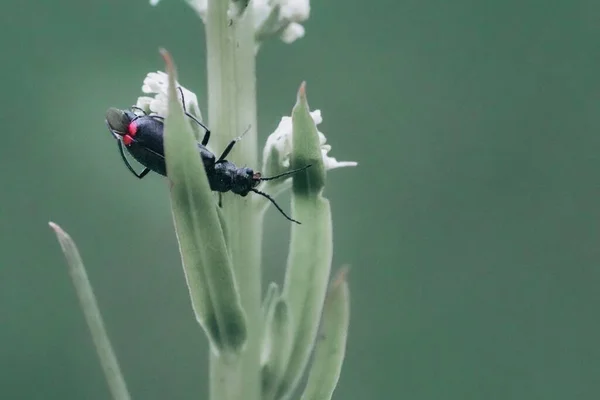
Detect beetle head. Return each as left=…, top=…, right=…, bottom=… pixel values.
left=105, top=108, right=136, bottom=139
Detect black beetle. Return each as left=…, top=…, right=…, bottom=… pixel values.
left=105, top=90, right=310, bottom=224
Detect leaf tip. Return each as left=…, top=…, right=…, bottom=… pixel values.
left=48, top=221, right=65, bottom=237
left=332, top=265, right=350, bottom=288
left=159, top=48, right=178, bottom=83
left=297, top=81, right=307, bottom=102
left=327, top=266, right=350, bottom=306
left=159, top=47, right=170, bottom=64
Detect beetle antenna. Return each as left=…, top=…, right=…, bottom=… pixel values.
left=259, top=164, right=312, bottom=181
left=240, top=124, right=251, bottom=137
left=250, top=188, right=301, bottom=224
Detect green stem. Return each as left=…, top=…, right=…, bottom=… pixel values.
left=206, top=2, right=260, bottom=400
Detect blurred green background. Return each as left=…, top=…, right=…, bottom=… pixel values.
left=2, top=0, right=600, bottom=398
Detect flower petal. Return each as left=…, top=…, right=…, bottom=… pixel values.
left=279, top=0, right=310, bottom=22
left=135, top=71, right=201, bottom=121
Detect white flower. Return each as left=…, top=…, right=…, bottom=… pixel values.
left=255, top=0, right=310, bottom=45
left=280, top=23, right=305, bottom=44
left=278, top=0, right=310, bottom=21
left=150, top=0, right=310, bottom=45
left=263, top=109, right=358, bottom=173
left=135, top=71, right=203, bottom=121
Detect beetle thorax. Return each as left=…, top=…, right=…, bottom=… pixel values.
left=211, top=162, right=259, bottom=196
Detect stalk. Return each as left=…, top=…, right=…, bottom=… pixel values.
left=206, top=2, right=261, bottom=400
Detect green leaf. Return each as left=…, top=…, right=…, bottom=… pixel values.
left=290, top=82, right=326, bottom=195
left=262, top=282, right=280, bottom=317
left=49, top=222, right=131, bottom=400
left=261, top=296, right=294, bottom=400
left=275, top=83, right=333, bottom=399
left=160, top=49, right=247, bottom=355
left=300, top=268, right=351, bottom=400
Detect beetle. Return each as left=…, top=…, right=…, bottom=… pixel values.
left=105, top=90, right=310, bottom=224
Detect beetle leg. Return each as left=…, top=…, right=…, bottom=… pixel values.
left=176, top=86, right=211, bottom=144
left=117, top=141, right=151, bottom=179
left=215, top=125, right=251, bottom=163
left=130, top=106, right=147, bottom=115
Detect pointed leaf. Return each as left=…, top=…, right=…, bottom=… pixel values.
left=300, top=268, right=350, bottom=400
left=49, top=222, right=131, bottom=400
left=261, top=296, right=294, bottom=399
left=275, top=83, right=333, bottom=399
left=161, top=49, right=247, bottom=355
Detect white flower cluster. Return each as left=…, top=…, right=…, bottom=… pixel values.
left=150, top=0, right=310, bottom=45
left=254, top=0, right=310, bottom=44
left=263, top=110, right=358, bottom=171
left=135, top=71, right=202, bottom=121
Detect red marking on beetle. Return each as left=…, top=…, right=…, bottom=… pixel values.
left=123, top=135, right=133, bottom=146
left=128, top=122, right=137, bottom=136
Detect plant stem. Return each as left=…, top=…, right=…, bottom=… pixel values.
left=206, top=2, right=261, bottom=400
